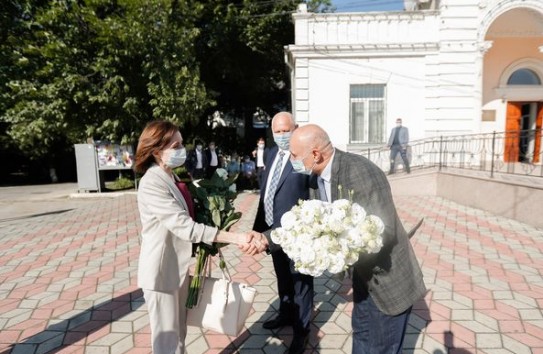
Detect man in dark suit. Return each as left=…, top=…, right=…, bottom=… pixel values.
left=186, top=140, right=207, bottom=179
left=289, top=124, right=426, bottom=354
left=387, top=118, right=410, bottom=174
left=253, top=112, right=313, bottom=354
left=204, top=141, right=221, bottom=178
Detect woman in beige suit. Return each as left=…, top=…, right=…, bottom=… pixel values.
left=134, top=121, right=267, bottom=354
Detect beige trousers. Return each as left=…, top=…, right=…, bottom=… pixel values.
left=143, top=276, right=190, bottom=354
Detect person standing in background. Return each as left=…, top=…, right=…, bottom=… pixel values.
left=253, top=112, right=313, bottom=354
left=186, top=140, right=207, bottom=179
left=205, top=141, right=221, bottom=178
left=226, top=152, right=241, bottom=177
left=387, top=118, right=411, bottom=175
left=252, top=137, right=266, bottom=188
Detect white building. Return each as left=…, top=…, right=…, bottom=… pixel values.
left=285, top=0, right=543, bottom=162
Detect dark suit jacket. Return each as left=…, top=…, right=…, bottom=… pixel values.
left=204, top=149, right=221, bottom=168
left=329, top=149, right=426, bottom=316
left=253, top=147, right=311, bottom=238
left=186, top=149, right=208, bottom=173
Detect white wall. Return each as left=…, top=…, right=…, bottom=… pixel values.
left=288, top=0, right=543, bottom=148
left=298, top=57, right=427, bottom=150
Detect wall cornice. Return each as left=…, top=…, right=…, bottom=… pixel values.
left=286, top=43, right=440, bottom=58
left=292, top=10, right=439, bottom=23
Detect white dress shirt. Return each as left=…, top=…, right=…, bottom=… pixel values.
left=256, top=148, right=265, bottom=168
left=209, top=150, right=218, bottom=167
left=196, top=150, right=203, bottom=169
left=318, top=149, right=335, bottom=202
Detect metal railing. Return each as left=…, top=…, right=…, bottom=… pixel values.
left=354, top=129, right=543, bottom=178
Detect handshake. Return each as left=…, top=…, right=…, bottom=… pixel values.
left=237, top=231, right=269, bottom=256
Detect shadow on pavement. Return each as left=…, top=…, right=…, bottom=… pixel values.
left=3, top=289, right=144, bottom=354
left=432, top=331, right=475, bottom=354
left=404, top=295, right=431, bottom=354
left=0, top=209, right=75, bottom=223
left=218, top=275, right=350, bottom=353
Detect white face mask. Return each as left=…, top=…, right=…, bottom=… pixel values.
left=258, top=143, right=265, bottom=149
left=196, top=145, right=202, bottom=151
left=291, top=153, right=315, bottom=175
left=273, top=132, right=292, bottom=151
left=162, top=147, right=187, bottom=168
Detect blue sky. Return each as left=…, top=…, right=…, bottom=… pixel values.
left=331, top=0, right=404, bottom=12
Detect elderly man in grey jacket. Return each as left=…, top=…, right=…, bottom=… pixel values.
left=387, top=118, right=411, bottom=174
left=289, top=124, right=426, bottom=354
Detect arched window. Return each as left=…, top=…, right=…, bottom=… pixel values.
left=507, top=68, right=541, bottom=85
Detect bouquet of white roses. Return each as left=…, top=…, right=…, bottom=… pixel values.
left=270, top=199, right=384, bottom=277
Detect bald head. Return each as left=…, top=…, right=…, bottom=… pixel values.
left=291, top=124, right=331, bottom=149
left=290, top=124, right=334, bottom=176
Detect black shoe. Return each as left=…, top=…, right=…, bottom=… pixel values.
left=288, top=334, right=309, bottom=354
left=263, top=315, right=292, bottom=330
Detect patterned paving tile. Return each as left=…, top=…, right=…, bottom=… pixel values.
left=1, top=189, right=543, bottom=353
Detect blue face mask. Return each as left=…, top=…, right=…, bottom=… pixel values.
left=291, top=154, right=315, bottom=175
left=163, top=147, right=187, bottom=168
left=273, top=132, right=292, bottom=151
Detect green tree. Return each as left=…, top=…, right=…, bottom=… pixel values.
left=0, top=0, right=331, bottom=181
left=190, top=0, right=331, bottom=153
left=1, top=0, right=211, bottom=160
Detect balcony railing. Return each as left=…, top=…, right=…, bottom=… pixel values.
left=356, top=130, right=543, bottom=178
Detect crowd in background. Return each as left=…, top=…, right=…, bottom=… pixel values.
left=184, top=137, right=268, bottom=191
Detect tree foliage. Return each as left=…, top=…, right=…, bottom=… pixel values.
left=1, top=0, right=210, bottom=158
left=0, top=0, right=331, bottom=166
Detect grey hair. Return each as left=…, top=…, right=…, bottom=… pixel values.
left=271, top=112, right=295, bottom=128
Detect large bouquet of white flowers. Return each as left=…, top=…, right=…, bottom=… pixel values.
left=270, top=199, right=384, bottom=277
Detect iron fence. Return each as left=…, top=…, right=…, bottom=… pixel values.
left=355, top=129, right=543, bottom=178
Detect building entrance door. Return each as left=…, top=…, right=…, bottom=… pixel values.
left=504, top=102, right=543, bottom=163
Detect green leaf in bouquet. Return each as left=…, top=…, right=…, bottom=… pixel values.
left=222, top=211, right=242, bottom=231
left=211, top=209, right=221, bottom=227
left=208, top=195, right=217, bottom=210
left=217, top=197, right=226, bottom=211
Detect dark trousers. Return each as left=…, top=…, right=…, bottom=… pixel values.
left=192, top=168, right=205, bottom=179
left=271, top=248, right=314, bottom=335
left=389, top=145, right=410, bottom=173
left=256, top=167, right=265, bottom=189
left=206, top=165, right=218, bottom=179
left=352, top=290, right=411, bottom=354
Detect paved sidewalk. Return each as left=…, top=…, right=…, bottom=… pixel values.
left=0, top=187, right=543, bottom=353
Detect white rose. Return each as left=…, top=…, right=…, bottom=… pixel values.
left=346, top=228, right=363, bottom=248
left=351, top=203, right=367, bottom=224
left=328, top=253, right=346, bottom=274
left=280, top=211, right=297, bottom=230
left=332, top=199, right=350, bottom=211
left=300, top=248, right=316, bottom=265
left=299, top=200, right=324, bottom=224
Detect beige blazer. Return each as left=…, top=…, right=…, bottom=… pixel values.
left=137, top=165, right=218, bottom=292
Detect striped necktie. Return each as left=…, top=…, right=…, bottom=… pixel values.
left=264, top=151, right=285, bottom=226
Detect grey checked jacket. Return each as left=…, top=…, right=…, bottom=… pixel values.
left=329, top=149, right=426, bottom=315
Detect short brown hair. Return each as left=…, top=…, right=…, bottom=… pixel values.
left=134, top=120, right=179, bottom=174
